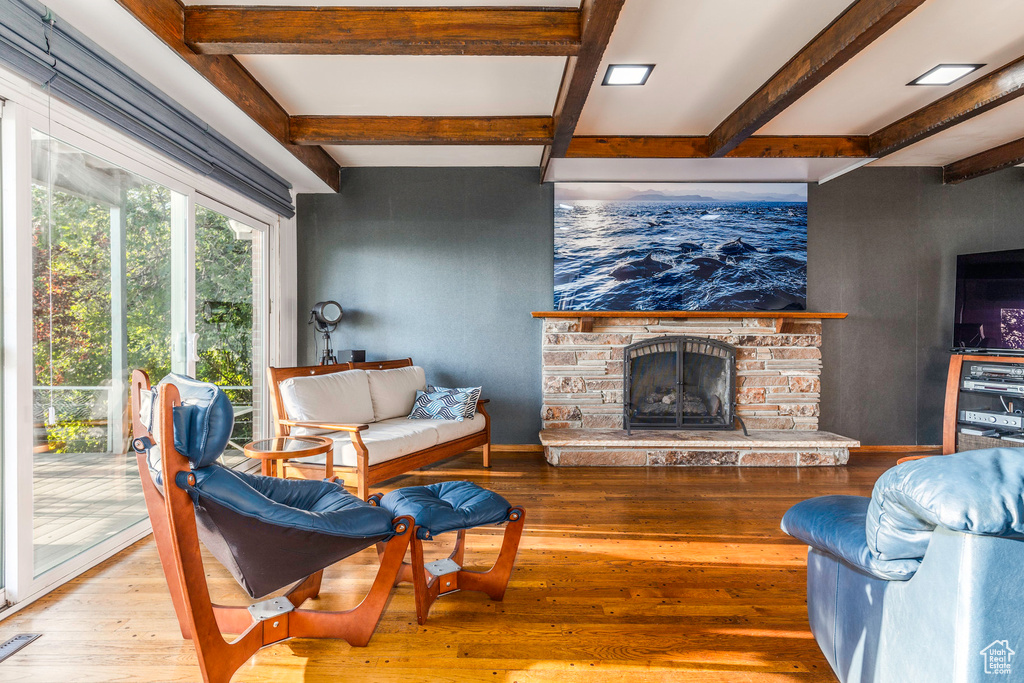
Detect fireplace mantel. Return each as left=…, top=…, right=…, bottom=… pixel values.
left=534, top=310, right=846, bottom=332
left=532, top=311, right=847, bottom=318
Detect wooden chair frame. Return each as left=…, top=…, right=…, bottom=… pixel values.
left=131, top=370, right=414, bottom=683
left=390, top=508, right=526, bottom=625
left=267, top=358, right=491, bottom=498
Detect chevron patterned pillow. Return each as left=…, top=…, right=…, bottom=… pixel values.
left=408, top=388, right=479, bottom=421
left=427, top=385, right=483, bottom=419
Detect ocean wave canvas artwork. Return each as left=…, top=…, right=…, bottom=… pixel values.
left=554, top=182, right=808, bottom=311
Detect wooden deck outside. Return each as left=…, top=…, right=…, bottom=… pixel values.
left=32, top=449, right=251, bottom=575
left=32, top=452, right=146, bottom=575
left=1, top=450, right=902, bottom=682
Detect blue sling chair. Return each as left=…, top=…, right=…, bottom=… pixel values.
left=130, top=370, right=415, bottom=683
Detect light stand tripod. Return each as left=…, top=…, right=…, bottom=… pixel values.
left=319, top=328, right=337, bottom=366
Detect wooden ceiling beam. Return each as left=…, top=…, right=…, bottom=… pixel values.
left=730, top=135, right=871, bottom=159
left=565, top=136, right=871, bottom=158
left=290, top=116, right=554, bottom=145
left=943, top=137, right=1024, bottom=184
left=567, top=136, right=709, bottom=158
left=114, top=0, right=341, bottom=192
left=183, top=6, right=581, bottom=56
left=707, top=0, right=925, bottom=158
left=542, top=0, right=626, bottom=176
left=870, top=55, right=1024, bottom=158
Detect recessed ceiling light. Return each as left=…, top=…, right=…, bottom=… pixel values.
left=602, top=64, right=655, bottom=86
left=908, top=64, right=984, bottom=86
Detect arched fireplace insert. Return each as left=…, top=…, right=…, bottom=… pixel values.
left=623, top=336, right=741, bottom=434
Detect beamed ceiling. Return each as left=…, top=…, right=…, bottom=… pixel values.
left=38, top=0, right=1024, bottom=191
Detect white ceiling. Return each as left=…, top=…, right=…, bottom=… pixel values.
left=238, top=56, right=565, bottom=116
left=875, top=95, right=1024, bottom=166
left=575, top=0, right=854, bottom=135
left=761, top=0, right=1024, bottom=135
left=22, top=0, right=1024, bottom=191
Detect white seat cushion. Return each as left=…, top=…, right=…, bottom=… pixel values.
left=279, top=369, right=375, bottom=435
left=296, top=420, right=440, bottom=468
left=380, top=414, right=486, bottom=444
left=365, top=366, right=427, bottom=421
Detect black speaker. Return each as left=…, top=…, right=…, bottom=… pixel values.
left=338, top=349, right=366, bottom=363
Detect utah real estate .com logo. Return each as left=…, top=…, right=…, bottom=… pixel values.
left=980, top=640, right=1015, bottom=675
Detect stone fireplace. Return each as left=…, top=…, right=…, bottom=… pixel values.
left=625, top=336, right=737, bottom=433
left=534, top=311, right=860, bottom=467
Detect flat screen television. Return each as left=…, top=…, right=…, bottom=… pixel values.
left=953, top=248, right=1024, bottom=353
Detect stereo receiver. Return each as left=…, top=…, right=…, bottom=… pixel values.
left=969, top=364, right=1024, bottom=379
left=960, top=410, right=1024, bottom=429
left=962, top=380, right=1024, bottom=395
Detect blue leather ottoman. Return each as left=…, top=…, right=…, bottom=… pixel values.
left=374, top=481, right=525, bottom=624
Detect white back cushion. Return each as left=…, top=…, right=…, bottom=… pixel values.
left=365, top=366, right=427, bottom=421
left=279, top=369, right=375, bottom=429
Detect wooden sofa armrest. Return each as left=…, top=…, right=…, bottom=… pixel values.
left=896, top=454, right=937, bottom=465
left=279, top=419, right=369, bottom=434
left=476, top=399, right=490, bottom=406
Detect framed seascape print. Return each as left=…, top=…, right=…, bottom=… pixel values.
left=553, top=183, right=808, bottom=312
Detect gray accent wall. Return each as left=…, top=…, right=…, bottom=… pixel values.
left=809, top=167, right=1024, bottom=446
left=297, top=165, right=1024, bottom=447
left=296, top=167, right=554, bottom=444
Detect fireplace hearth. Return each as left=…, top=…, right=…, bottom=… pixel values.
left=624, top=336, right=739, bottom=434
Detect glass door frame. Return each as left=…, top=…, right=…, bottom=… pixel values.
left=0, top=77, right=285, bottom=613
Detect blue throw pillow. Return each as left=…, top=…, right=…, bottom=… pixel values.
left=427, top=385, right=482, bottom=419
left=409, top=389, right=471, bottom=421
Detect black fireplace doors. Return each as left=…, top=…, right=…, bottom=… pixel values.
left=623, top=336, right=737, bottom=434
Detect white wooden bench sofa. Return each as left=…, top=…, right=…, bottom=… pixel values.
left=267, top=358, right=490, bottom=498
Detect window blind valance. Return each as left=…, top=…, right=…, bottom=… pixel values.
left=0, top=0, right=296, bottom=217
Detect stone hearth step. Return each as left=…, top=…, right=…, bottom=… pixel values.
left=539, top=428, right=860, bottom=467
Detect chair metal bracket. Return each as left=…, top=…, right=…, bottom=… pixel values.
left=424, top=558, right=461, bottom=577
left=248, top=597, right=295, bottom=622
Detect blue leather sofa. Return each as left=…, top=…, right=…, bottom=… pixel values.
left=782, top=448, right=1024, bottom=683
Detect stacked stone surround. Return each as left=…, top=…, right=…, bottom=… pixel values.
left=542, top=315, right=823, bottom=432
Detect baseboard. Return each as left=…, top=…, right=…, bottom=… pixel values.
left=475, top=444, right=940, bottom=455
left=850, top=445, right=942, bottom=454
left=469, top=444, right=544, bottom=453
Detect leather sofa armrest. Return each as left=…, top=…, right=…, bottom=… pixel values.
left=781, top=495, right=920, bottom=581
left=279, top=419, right=369, bottom=433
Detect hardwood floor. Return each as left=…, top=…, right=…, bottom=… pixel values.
left=0, top=451, right=901, bottom=682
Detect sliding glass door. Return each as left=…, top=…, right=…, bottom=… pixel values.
left=194, top=203, right=267, bottom=466
left=27, top=133, right=269, bottom=578
left=29, top=131, right=180, bottom=575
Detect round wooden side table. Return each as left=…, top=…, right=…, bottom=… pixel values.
left=243, top=435, right=334, bottom=479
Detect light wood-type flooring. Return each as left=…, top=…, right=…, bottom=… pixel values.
left=0, top=450, right=902, bottom=682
